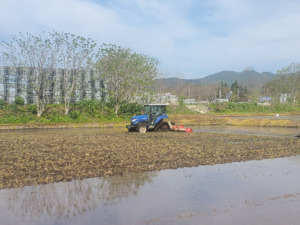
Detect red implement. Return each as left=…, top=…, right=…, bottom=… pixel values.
left=169, top=122, right=193, bottom=133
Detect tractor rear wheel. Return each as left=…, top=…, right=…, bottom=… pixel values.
left=137, top=123, right=147, bottom=133
left=154, top=121, right=171, bottom=132
left=160, top=122, right=171, bottom=131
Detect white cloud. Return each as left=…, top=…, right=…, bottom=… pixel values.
left=1, top=0, right=300, bottom=78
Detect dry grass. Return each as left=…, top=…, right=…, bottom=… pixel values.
left=169, top=114, right=300, bottom=127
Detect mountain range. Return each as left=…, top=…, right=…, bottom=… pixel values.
left=159, top=70, right=276, bottom=89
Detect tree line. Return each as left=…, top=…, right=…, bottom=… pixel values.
left=262, top=63, right=300, bottom=107
left=155, top=65, right=300, bottom=106
left=1, top=31, right=299, bottom=117
left=154, top=78, right=249, bottom=102
left=0, top=31, right=159, bottom=116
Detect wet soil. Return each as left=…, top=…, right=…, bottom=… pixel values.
left=2, top=156, right=300, bottom=225
left=192, top=125, right=300, bottom=137
left=1, top=128, right=300, bottom=189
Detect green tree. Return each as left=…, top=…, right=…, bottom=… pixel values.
left=95, top=44, right=159, bottom=115
left=178, top=95, right=186, bottom=109
left=230, top=80, right=239, bottom=102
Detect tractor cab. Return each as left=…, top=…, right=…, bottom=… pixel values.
left=143, top=104, right=167, bottom=124
left=126, top=104, right=169, bottom=133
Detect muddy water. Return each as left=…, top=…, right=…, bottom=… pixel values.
left=192, top=125, right=300, bottom=137
left=1, top=156, right=300, bottom=225
left=222, top=115, right=300, bottom=121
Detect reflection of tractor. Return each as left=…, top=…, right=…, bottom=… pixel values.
left=126, top=104, right=192, bottom=133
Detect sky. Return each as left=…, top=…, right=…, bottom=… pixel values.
left=1, top=0, right=300, bottom=79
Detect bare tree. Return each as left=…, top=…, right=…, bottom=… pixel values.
left=1, top=32, right=61, bottom=116
left=56, top=32, right=97, bottom=114
left=276, top=62, right=300, bottom=107
left=1, top=31, right=97, bottom=115
left=200, top=82, right=219, bottom=102
left=154, top=71, right=169, bottom=94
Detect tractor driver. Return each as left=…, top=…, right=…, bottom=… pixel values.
left=154, top=107, right=162, bottom=117
left=149, top=106, right=161, bottom=124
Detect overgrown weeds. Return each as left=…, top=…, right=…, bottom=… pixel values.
left=0, top=100, right=143, bottom=125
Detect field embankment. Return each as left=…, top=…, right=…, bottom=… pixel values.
left=1, top=113, right=299, bottom=130
left=169, top=114, right=300, bottom=127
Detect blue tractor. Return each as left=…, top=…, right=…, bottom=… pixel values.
left=126, top=104, right=172, bottom=133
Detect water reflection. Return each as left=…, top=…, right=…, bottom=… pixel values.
left=0, top=172, right=156, bottom=225
left=1, top=155, right=300, bottom=225
left=221, top=115, right=300, bottom=121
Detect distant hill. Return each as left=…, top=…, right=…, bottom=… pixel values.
left=158, top=70, right=275, bottom=89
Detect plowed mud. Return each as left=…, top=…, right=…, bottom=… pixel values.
left=1, top=128, right=299, bottom=189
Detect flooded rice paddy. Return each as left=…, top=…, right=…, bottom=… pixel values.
left=1, top=155, right=300, bottom=225
left=0, top=124, right=300, bottom=225
left=1, top=127, right=300, bottom=189
left=222, top=115, right=300, bottom=121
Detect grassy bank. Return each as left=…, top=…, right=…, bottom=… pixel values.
left=0, top=100, right=300, bottom=128
left=209, top=102, right=300, bottom=114
left=0, top=100, right=134, bottom=126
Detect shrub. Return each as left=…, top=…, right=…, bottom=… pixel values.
left=27, top=104, right=37, bottom=114
left=0, top=99, right=7, bottom=109
left=76, top=99, right=107, bottom=116
left=2, top=104, right=25, bottom=116
left=119, top=103, right=143, bottom=115
left=69, top=111, right=81, bottom=119
left=211, top=102, right=229, bottom=112
left=15, top=96, right=25, bottom=106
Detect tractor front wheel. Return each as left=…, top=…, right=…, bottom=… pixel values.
left=137, top=123, right=147, bottom=133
